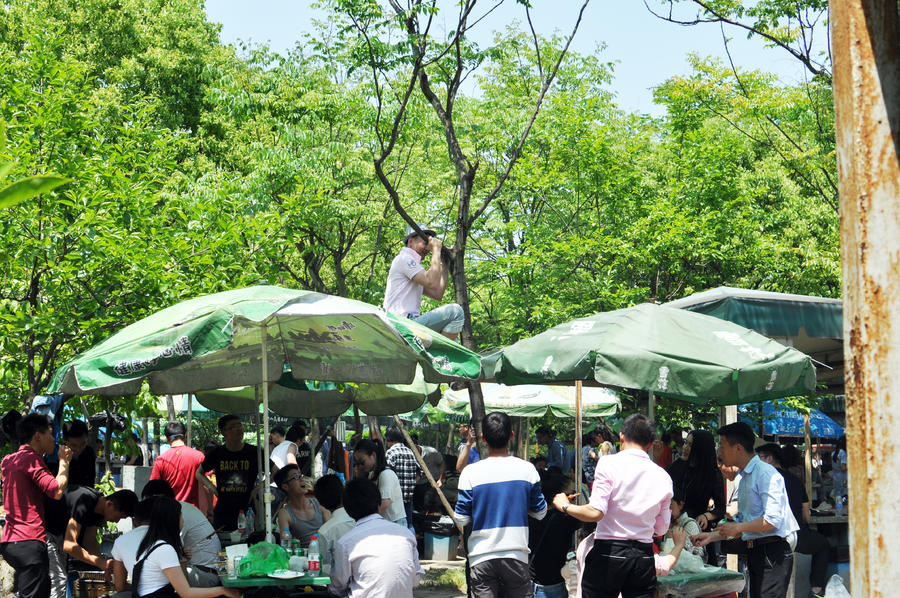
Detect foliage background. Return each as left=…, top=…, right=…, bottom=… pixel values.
left=0, top=0, right=840, bottom=433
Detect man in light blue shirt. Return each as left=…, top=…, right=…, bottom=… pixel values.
left=693, top=422, right=798, bottom=598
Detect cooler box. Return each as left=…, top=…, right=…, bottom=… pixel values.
left=424, top=532, right=458, bottom=561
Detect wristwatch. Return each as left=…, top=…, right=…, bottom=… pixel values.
left=562, top=504, right=570, bottom=515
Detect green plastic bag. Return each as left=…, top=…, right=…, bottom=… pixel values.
left=237, top=542, right=290, bottom=578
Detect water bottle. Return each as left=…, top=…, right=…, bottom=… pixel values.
left=281, top=526, right=292, bottom=552
left=246, top=506, right=255, bottom=533
left=307, top=534, right=320, bottom=573
left=236, top=510, right=247, bottom=538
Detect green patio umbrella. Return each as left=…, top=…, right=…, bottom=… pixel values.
left=48, top=285, right=480, bottom=540
left=194, top=367, right=439, bottom=418
left=436, top=383, right=620, bottom=418
left=483, top=303, right=816, bottom=405
left=48, top=285, right=479, bottom=395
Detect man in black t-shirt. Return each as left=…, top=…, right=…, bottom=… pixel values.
left=757, top=443, right=831, bottom=598
left=200, top=414, right=260, bottom=530
left=45, top=486, right=137, bottom=591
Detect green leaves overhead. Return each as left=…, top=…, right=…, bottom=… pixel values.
left=0, top=0, right=841, bottom=416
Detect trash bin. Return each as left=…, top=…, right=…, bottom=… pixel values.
left=423, top=518, right=458, bottom=561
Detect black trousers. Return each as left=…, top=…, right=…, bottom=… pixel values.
left=795, top=527, right=830, bottom=589
left=0, top=540, right=50, bottom=598
left=747, top=538, right=793, bottom=598
left=581, top=539, right=656, bottom=598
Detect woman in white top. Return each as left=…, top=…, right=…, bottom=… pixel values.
left=352, top=438, right=406, bottom=526
left=131, top=497, right=238, bottom=598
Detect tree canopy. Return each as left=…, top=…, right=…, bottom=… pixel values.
left=0, top=0, right=840, bottom=430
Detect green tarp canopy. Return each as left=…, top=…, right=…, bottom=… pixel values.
left=666, top=287, right=843, bottom=393
left=435, top=383, right=620, bottom=418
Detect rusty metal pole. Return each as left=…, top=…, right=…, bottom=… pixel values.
left=832, top=1, right=900, bottom=595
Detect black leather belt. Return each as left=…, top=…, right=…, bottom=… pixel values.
left=193, top=564, right=218, bottom=575
left=745, top=536, right=785, bottom=549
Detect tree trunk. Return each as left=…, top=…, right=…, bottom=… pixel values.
left=165, top=395, right=176, bottom=422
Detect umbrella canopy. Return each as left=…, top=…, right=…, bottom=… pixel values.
left=436, top=383, right=620, bottom=418
left=194, top=368, right=438, bottom=418
left=483, top=303, right=816, bottom=405
left=666, top=287, right=843, bottom=393
left=740, top=401, right=844, bottom=438
left=48, top=285, right=481, bottom=396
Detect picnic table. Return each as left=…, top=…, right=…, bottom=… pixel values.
left=656, top=565, right=745, bottom=598
left=221, top=573, right=331, bottom=588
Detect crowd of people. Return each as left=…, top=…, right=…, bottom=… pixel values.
left=0, top=402, right=846, bottom=598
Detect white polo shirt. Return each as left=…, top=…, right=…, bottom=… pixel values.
left=383, top=247, right=425, bottom=318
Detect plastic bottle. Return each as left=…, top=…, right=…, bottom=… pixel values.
left=236, top=510, right=247, bottom=538
left=307, top=534, right=320, bottom=573
left=246, top=506, right=255, bottom=533
left=281, top=526, right=292, bottom=552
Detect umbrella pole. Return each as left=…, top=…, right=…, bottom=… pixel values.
left=254, top=386, right=263, bottom=529
left=575, top=381, right=583, bottom=501
left=261, top=323, right=273, bottom=543
left=392, top=415, right=464, bottom=537
left=187, top=394, right=192, bottom=447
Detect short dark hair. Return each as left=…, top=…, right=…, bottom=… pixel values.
left=286, top=422, right=306, bottom=443
left=343, top=479, right=381, bottom=520
left=539, top=470, right=569, bottom=505
left=63, top=419, right=89, bottom=440
left=717, top=421, right=755, bottom=453
left=756, top=442, right=783, bottom=465
left=108, top=490, right=139, bottom=517
left=141, top=479, right=176, bottom=500
left=270, top=425, right=286, bottom=437
left=482, top=412, right=511, bottom=449
left=133, top=498, right=155, bottom=525
left=218, top=414, right=240, bottom=432
left=314, top=474, right=344, bottom=511
left=535, top=425, right=552, bottom=438
left=164, top=421, right=186, bottom=442
left=274, top=463, right=301, bottom=488
left=17, top=413, right=52, bottom=444
left=621, top=414, right=655, bottom=446
left=384, top=426, right=404, bottom=444
left=672, top=485, right=686, bottom=504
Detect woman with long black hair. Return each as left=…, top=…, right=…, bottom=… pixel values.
left=131, top=497, right=238, bottom=598
left=352, top=438, right=406, bottom=527
left=665, top=430, right=725, bottom=534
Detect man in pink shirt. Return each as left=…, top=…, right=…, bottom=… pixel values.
left=0, top=413, right=73, bottom=598
left=554, top=414, right=673, bottom=598
left=149, top=421, right=207, bottom=512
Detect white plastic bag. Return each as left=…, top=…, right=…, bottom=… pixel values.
left=825, top=573, right=851, bottom=598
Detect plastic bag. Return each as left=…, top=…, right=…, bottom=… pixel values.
left=825, top=573, right=851, bottom=598
left=237, top=542, right=290, bottom=578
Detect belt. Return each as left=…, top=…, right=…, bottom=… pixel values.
left=193, top=564, right=218, bottom=575
left=745, top=536, right=785, bottom=549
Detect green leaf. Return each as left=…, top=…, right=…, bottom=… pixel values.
left=0, top=175, right=71, bottom=210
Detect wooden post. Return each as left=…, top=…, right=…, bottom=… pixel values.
left=165, top=394, right=176, bottom=422
left=186, top=394, right=193, bottom=447
left=804, top=412, right=813, bottom=499
left=140, top=417, right=150, bottom=465
left=392, top=415, right=464, bottom=537
left=152, top=418, right=161, bottom=463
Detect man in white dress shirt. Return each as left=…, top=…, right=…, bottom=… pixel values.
left=383, top=224, right=464, bottom=340
left=329, top=478, right=422, bottom=598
